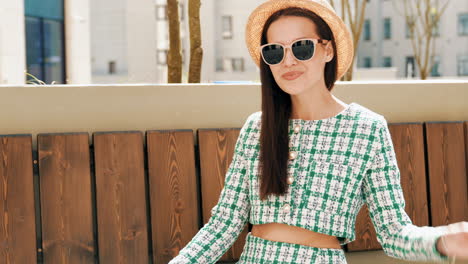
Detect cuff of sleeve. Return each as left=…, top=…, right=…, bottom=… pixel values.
left=431, top=234, right=449, bottom=261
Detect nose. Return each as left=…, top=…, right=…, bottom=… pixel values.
left=282, top=47, right=297, bottom=67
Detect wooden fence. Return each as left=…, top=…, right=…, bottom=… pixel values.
left=0, top=121, right=467, bottom=263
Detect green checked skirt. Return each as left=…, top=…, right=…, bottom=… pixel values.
left=237, top=232, right=347, bottom=264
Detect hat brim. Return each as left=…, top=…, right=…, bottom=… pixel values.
left=245, top=0, right=354, bottom=80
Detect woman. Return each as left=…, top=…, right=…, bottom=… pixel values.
left=169, top=0, right=468, bottom=263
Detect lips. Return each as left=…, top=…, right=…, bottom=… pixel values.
left=282, top=71, right=303, bottom=80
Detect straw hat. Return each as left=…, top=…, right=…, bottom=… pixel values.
left=245, top=0, right=354, bottom=80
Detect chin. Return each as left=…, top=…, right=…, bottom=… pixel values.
left=278, top=82, right=307, bottom=95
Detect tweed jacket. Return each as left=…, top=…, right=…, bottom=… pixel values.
left=169, top=102, right=449, bottom=263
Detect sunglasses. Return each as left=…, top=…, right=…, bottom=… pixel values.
left=259, top=38, right=330, bottom=66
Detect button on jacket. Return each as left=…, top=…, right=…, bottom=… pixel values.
left=169, top=102, right=449, bottom=263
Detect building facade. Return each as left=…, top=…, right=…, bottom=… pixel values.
left=0, top=0, right=91, bottom=85
left=90, top=0, right=157, bottom=84
left=3, top=0, right=467, bottom=85
left=357, top=0, right=468, bottom=78
left=153, top=0, right=264, bottom=83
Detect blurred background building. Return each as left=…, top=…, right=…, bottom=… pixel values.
left=153, top=0, right=263, bottom=83
left=90, top=0, right=157, bottom=84
left=357, top=0, right=468, bottom=79
left=0, top=0, right=467, bottom=85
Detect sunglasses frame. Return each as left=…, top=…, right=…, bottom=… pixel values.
left=259, top=38, right=330, bottom=66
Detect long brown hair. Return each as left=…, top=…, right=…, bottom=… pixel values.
left=258, top=7, right=339, bottom=201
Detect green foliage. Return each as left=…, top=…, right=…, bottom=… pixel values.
left=25, top=72, right=56, bottom=85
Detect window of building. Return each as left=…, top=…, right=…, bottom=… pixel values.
left=156, top=4, right=183, bottom=21
left=457, top=55, right=468, bottom=76
left=216, top=57, right=244, bottom=72
left=216, top=58, right=224, bottom=72
left=231, top=58, right=245, bottom=72
left=108, top=61, right=116, bottom=74
left=364, top=19, right=371, bottom=41
left=430, top=55, right=441, bottom=77
left=157, top=49, right=168, bottom=65
left=383, top=18, right=391, bottom=39
left=157, top=49, right=185, bottom=65
left=382, top=57, right=392, bottom=67
left=405, top=16, right=415, bottom=39
left=405, top=56, right=416, bottom=77
left=458, top=13, right=468, bottom=36
left=431, top=14, right=440, bottom=37
left=25, top=0, right=65, bottom=84
left=179, top=4, right=184, bottom=21
left=25, top=17, right=43, bottom=83
left=216, top=58, right=232, bottom=72
left=156, top=5, right=167, bottom=20
left=222, top=16, right=233, bottom=39
left=224, top=58, right=231, bottom=71
left=363, top=57, right=372, bottom=68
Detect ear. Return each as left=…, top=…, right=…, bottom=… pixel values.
left=325, top=41, right=334, bottom=62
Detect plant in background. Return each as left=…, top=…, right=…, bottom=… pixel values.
left=188, top=0, right=203, bottom=83
left=167, top=0, right=203, bottom=83
left=329, top=0, right=368, bottom=81
left=393, top=0, right=450, bottom=80
left=167, top=0, right=183, bottom=83
left=25, top=72, right=56, bottom=85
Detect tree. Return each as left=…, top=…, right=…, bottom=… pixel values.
left=393, top=0, right=449, bottom=79
left=167, top=0, right=182, bottom=83
left=188, top=0, right=203, bottom=83
left=330, top=0, right=368, bottom=81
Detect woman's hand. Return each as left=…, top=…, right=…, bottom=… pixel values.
left=436, top=221, right=468, bottom=259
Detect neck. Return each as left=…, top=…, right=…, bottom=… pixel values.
left=289, top=84, right=339, bottom=120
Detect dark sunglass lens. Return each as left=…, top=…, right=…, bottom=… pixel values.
left=292, top=40, right=314, bottom=60
left=262, top=44, right=284, bottom=64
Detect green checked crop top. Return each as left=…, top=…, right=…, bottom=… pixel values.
left=169, top=102, right=449, bottom=263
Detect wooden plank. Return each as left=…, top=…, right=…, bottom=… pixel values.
left=147, top=130, right=198, bottom=264
left=426, top=122, right=468, bottom=225
left=38, top=133, right=95, bottom=263
left=0, top=135, right=37, bottom=263
left=394, top=124, right=430, bottom=225
left=198, top=128, right=248, bottom=261
left=93, top=132, right=149, bottom=263
left=348, top=205, right=381, bottom=251
left=348, top=123, right=429, bottom=251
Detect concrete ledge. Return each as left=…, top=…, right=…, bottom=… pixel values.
left=1, top=80, right=467, bottom=149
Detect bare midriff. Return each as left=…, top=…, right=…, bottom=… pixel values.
left=251, top=223, right=341, bottom=249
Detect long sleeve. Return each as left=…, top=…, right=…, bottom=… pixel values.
left=360, top=118, right=449, bottom=262
left=168, top=114, right=254, bottom=264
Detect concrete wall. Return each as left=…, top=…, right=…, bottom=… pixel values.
left=90, top=0, right=157, bottom=84
left=210, top=0, right=263, bottom=82
left=1, top=80, right=467, bottom=148
left=90, top=0, right=127, bottom=80
left=65, top=0, right=92, bottom=84
left=126, top=0, right=157, bottom=83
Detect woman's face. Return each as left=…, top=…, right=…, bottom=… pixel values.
left=266, top=16, right=333, bottom=96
